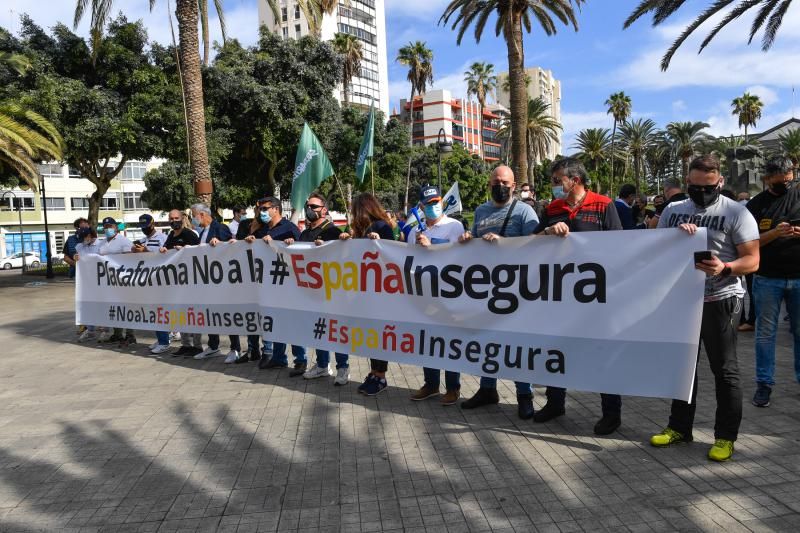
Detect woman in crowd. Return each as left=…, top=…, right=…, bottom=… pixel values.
left=339, top=193, right=395, bottom=396
left=75, top=227, right=103, bottom=343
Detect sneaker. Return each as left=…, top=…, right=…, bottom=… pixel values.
left=358, top=374, right=375, bottom=394
left=97, top=330, right=114, bottom=343
left=224, top=350, right=239, bottom=364
left=650, top=427, right=692, bottom=447
left=410, top=385, right=440, bottom=401
left=249, top=349, right=262, bottom=362
left=260, top=358, right=287, bottom=370
left=737, top=323, right=755, bottom=332
left=148, top=341, right=160, bottom=351
left=334, top=367, right=350, bottom=386
left=289, top=363, right=307, bottom=377
left=440, top=389, right=460, bottom=406
left=234, top=352, right=250, bottom=364
left=460, top=387, right=499, bottom=409
left=118, top=335, right=137, bottom=348
left=708, top=439, right=734, bottom=461
left=78, top=330, right=96, bottom=343
left=193, top=347, right=220, bottom=360
left=101, top=332, right=123, bottom=343
left=752, top=384, right=772, bottom=407
left=304, top=365, right=333, bottom=379
left=183, top=346, right=203, bottom=357
left=77, top=325, right=87, bottom=335
left=364, top=376, right=388, bottom=396
left=532, top=401, right=565, bottom=423
left=517, top=393, right=534, bottom=420
left=593, top=415, right=622, bottom=436
left=172, top=346, right=190, bottom=357
left=169, top=332, right=181, bottom=342
left=150, top=344, right=171, bottom=355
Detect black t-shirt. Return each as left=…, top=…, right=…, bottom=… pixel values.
left=746, top=187, right=800, bottom=278
left=299, top=220, right=341, bottom=242
left=361, top=220, right=395, bottom=240
left=534, top=191, right=623, bottom=233
left=164, top=228, right=200, bottom=249
left=664, top=192, right=688, bottom=208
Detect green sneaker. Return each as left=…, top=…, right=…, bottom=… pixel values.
left=650, top=427, right=691, bottom=447
left=708, top=439, right=734, bottom=462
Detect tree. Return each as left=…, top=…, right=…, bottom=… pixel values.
left=617, top=118, right=657, bottom=193
left=440, top=0, right=584, bottom=186
left=464, top=61, right=496, bottom=159
left=332, top=33, right=362, bottom=107
left=624, top=1, right=794, bottom=71
left=666, top=121, right=711, bottom=178
left=520, top=97, right=561, bottom=185
left=573, top=128, right=611, bottom=189
left=644, top=131, right=673, bottom=193
left=731, top=92, right=763, bottom=143
left=779, top=129, right=800, bottom=176
left=605, top=91, right=632, bottom=191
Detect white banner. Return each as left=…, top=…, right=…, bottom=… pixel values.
left=76, top=230, right=707, bottom=400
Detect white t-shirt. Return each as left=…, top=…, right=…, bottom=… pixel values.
left=228, top=219, right=240, bottom=237
left=408, top=215, right=464, bottom=246
left=99, top=234, right=134, bottom=256
left=135, top=230, right=168, bottom=252
left=75, top=240, right=102, bottom=257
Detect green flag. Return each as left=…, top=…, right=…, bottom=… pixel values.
left=291, top=123, right=335, bottom=212
left=355, top=100, right=375, bottom=184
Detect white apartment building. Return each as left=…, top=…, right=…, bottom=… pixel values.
left=257, top=0, right=390, bottom=116
left=496, top=67, right=562, bottom=160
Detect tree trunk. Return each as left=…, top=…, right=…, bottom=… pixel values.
left=87, top=183, right=108, bottom=229
left=404, top=87, right=416, bottom=210
left=343, top=75, right=350, bottom=106
left=176, top=0, right=213, bottom=205
left=201, top=0, right=210, bottom=66
left=478, top=101, right=484, bottom=161
left=744, top=123, right=748, bottom=144
left=505, top=15, right=527, bottom=185
left=609, top=120, right=617, bottom=196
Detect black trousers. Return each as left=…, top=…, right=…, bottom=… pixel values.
left=370, top=359, right=388, bottom=372
left=740, top=273, right=755, bottom=325
left=543, top=387, right=622, bottom=417
left=208, top=334, right=240, bottom=351
left=669, top=297, right=742, bottom=441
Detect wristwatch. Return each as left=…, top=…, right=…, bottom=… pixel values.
left=720, top=263, right=732, bottom=277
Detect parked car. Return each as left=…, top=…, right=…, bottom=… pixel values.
left=2, top=252, right=40, bottom=269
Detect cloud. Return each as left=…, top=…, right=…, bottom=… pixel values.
left=389, top=59, right=478, bottom=110
left=672, top=100, right=687, bottom=113
left=745, top=85, right=779, bottom=107
left=561, top=111, right=612, bottom=152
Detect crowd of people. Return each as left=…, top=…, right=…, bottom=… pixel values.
left=65, top=154, right=800, bottom=463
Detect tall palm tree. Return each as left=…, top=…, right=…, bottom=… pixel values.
left=199, top=0, right=227, bottom=66
left=666, top=121, right=712, bottom=178
left=731, top=92, right=763, bottom=143
left=573, top=128, right=611, bottom=189
left=779, top=129, right=800, bottom=177
left=499, top=97, right=561, bottom=185
left=464, top=62, right=496, bottom=160
left=617, top=118, right=657, bottom=192
left=605, top=91, right=632, bottom=192
left=440, top=0, right=584, bottom=185
left=332, top=33, right=363, bottom=106
left=624, top=1, right=795, bottom=71
left=644, top=131, right=671, bottom=193
left=0, top=54, right=63, bottom=191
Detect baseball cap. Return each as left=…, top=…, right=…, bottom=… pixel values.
left=138, top=214, right=153, bottom=225
left=76, top=227, right=92, bottom=240
left=101, top=216, right=117, bottom=226
left=419, top=185, right=441, bottom=204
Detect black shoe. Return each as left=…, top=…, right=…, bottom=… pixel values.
left=289, top=363, right=307, bottom=377
left=173, top=346, right=190, bottom=357
left=249, top=349, right=262, bottom=362
left=593, top=415, right=621, bottom=435
left=184, top=347, right=203, bottom=357
left=517, top=393, right=534, bottom=420
left=752, top=384, right=772, bottom=407
left=532, top=401, right=565, bottom=423
left=234, top=353, right=250, bottom=364
left=460, top=387, right=500, bottom=409
left=260, top=359, right=288, bottom=370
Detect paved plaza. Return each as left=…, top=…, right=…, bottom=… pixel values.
left=0, top=276, right=798, bottom=532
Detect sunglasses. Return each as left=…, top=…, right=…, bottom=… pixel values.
left=258, top=206, right=274, bottom=212
left=689, top=182, right=721, bottom=193
left=305, top=204, right=323, bottom=210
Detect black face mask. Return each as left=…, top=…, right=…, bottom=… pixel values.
left=491, top=184, right=511, bottom=203
left=170, top=220, right=183, bottom=230
left=771, top=181, right=790, bottom=195
left=305, top=206, right=320, bottom=222
left=687, top=183, right=721, bottom=208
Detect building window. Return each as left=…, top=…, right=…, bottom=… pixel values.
left=123, top=192, right=148, bottom=211
left=38, top=163, right=62, bottom=178
left=43, top=197, right=65, bottom=211
left=68, top=166, right=82, bottom=179
left=120, top=161, right=147, bottom=181
left=100, top=196, right=118, bottom=210
left=282, top=27, right=288, bottom=38
left=294, top=5, right=300, bottom=18
left=337, top=23, right=376, bottom=45
left=281, top=7, right=287, bottom=21
left=295, top=24, right=301, bottom=38
left=70, top=198, right=89, bottom=210
left=1, top=196, right=35, bottom=211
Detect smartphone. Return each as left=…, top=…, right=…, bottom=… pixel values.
left=645, top=209, right=655, bottom=218
left=694, top=251, right=713, bottom=263
left=789, top=219, right=800, bottom=227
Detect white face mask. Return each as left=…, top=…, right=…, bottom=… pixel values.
left=520, top=191, right=531, bottom=199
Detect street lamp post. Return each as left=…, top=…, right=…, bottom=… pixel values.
left=436, top=127, right=453, bottom=191
left=1, top=191, right=26, bottom=275
left=39, top=175, right=54, bottom=279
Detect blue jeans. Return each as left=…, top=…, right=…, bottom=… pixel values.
left=754, top=275, right=800, bottom=386
left=272, top=343, right=307, bottom=366
left=316, top=350, right=349, bottom=369
left=424, top=368, right=460, bottom=390
left=156, top=331, right=170, bottom=346
left=262, top=339, right=273, bottom=354
left=479, top=377, right=532, bottom=395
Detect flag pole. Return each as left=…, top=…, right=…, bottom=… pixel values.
left=370, top=158, right=375, bottom=196
left=333, top=174, right=351, bottom=225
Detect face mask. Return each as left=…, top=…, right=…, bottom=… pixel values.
left=139, top=223, right=154, bottom=234
left=520, top=191, right=530, bottom=199
left=423, top=203, right=443, bottom=220
left=491, top=184, right=511, bottom=203
left=771, top=181, right=791, bottom=195
left=304, top=206, right=320, bottom=222
left=551, top=186, right=567, bottom=200
left=104, top=228, right=116, bottom=239
left=259, top=212, right=270, bottom=223
left=170, top=220, right=182, bottom=230
left=191, top=217, right=201, bottom=228
left=687, top=183, right=721, bottom=208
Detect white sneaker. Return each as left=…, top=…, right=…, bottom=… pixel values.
left=303, top=365, right=332, bottom=379
left=193, top=347, right=220, bottom=360
left=170, top=332, right=181, bottom=342
left=334, top=367, right=350, bottom=386
left=148, top=341, right=160, bottom=350
left=97, top=330, right=113, bottom=342
left=78, top=330, right=96, bottom=343
left=150, top=344, right=171, bottom=355
left=224, top=350, right=239, bottom=364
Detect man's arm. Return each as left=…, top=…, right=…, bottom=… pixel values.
left=729, top=240, right=760, bottom=276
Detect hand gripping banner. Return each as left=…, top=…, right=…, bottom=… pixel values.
left=76, top=230, right=707, bottom=401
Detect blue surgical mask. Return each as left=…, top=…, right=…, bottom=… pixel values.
left=423, top=203, right=442, bottom=220
left=260, top=212, right=270, bottom=223
left=104, top=228, right=116, bottom=239
left=191, top=217, right=201, bottom=227
left=551, top=186, right=567, bottom=200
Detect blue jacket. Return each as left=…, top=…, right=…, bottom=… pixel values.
left=200, top=219, right=232, bottom=243
left=614, top=199, right=635, bottom=230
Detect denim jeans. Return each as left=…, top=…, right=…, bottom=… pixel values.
left=479, top=377, right=532, bottom=395
left=272, top=343, right=307, bottom=366
left=424, top=368, right=460, bottom=390
left=155, top=331, right=170, bottom=346
left=262, top=339, right=273, bottom=354
left=753, top=275, right=800, bottom=386
left=316, top=350, right=349, bottom=369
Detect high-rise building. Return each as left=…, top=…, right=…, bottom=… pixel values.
left=496, top=67, right=562, bottom=160
left=258, top=0, right=390, bottom=116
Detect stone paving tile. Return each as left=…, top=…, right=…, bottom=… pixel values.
left=0, top=279, right=799, bottom=531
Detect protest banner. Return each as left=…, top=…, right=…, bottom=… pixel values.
left=76, top=230, right=706, bottom=400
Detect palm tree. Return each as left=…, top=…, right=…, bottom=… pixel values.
left=440, top=0, right=584, bottom=185
left=573, top=128, right=611, bottom=188
left=499, top=97, right=561, bottom=185
left=605, top=91, right=632, bottom=191
left=779, top=129, right=800, bottom=176
left=500, top=72, right=531, bottom=93
left=332, top=33, right=363, bottom=106
left=624, top=1, right=794, bottom=71
left=0, top=54, right=63, bottom=190
left=617, top=118, right=657, bottom=192
left=666, top=121, right=711, bottom=178
left=464, top=62, right=496, bottom=160
left=731, top=92, right=763, bottom=143
left=644, top=132, right=671, bottom=193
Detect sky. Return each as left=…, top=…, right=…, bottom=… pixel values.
left=5, top=0, right=800, bottom=150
